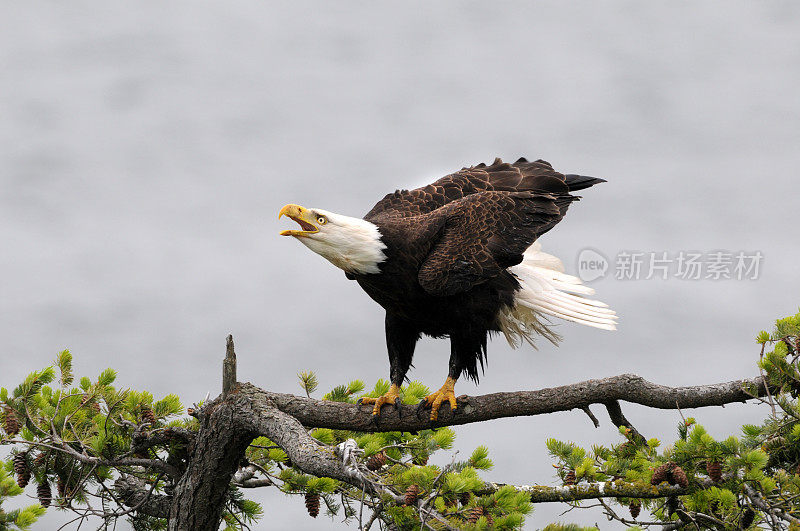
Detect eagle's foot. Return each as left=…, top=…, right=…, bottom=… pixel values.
left=358, top=384, right=402, bottom=417
left=417, top=377, right=457, bottom=421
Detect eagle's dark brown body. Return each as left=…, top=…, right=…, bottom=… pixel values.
left=348, top=157, right=604, bottom=384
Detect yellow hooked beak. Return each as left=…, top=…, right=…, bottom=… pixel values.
left=279, top=204, right=319, bottom=237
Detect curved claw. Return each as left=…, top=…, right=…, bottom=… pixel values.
left=358, top=384, right=402, bottom=417
left=418, top=377, right=458, bottom=421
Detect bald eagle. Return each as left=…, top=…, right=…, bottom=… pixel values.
left=280, top=158, right=616, bottom=421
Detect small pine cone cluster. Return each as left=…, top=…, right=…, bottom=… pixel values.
left=706, top=460, right=722, bottom=482
left=651, top=462, right=670, bottom=484
left=651, top=462, right=689, bottom=488
left=13, top=452, right=30, bottom=488
left=304, top=491, right=320, bottom=518
left=467, top=506, right=493, bottom=526
left=467, top=506, right=485, bottom=524
left=366, top=452, right=387, bottom=471
left=2, top=406, right=21, bottom=436
left=740, top=507, right=755, bottom=529
left=564, top=469, right=576, bottom=485
left=671, top=465, right=689, bottom=488
left=37, top=480, right=52, bottom=508
left=629, top=500, right=641, bottom=519
left=140, top=406, right=156, bottom=425
left=404, top=484, right=420, bottom=506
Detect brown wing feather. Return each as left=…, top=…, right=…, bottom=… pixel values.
left=364, top=157, right=569, bottom=221
left=417, top=191, right=569, bottom=296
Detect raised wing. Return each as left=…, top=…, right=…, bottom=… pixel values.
left=417, top=191, right=573, bottom=296
left=364, top=157, right=601, bottom=221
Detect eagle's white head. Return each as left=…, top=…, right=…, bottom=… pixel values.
left=279, top=204, right=387, bottom=274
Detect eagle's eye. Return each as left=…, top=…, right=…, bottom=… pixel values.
left=317, top=216, right=327, bottom=225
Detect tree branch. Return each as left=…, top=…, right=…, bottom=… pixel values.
left=114, top=475, right=172, bottom=519
left=604, top=399, right=647, bottom=444
left=201, top=375, right=766, bottom=517
left=222, top=334, right=237, bottom=398
left=478, top=481, right=687, bottom=503
left=240, top=373, right=767, bottom=432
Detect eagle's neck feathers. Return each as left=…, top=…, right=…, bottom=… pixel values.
left=298, top=211, right=387, bottom=274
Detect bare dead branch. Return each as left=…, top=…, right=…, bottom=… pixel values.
left=581, top=406, right=600, bottom=428
left=604, top=400, right=647, bottom=445
left=223, top=334, right=237, bottom=398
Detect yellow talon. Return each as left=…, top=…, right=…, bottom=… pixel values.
left=420, top=377, right=458, bottom=421
left=359, top=384, right=402, bottom=416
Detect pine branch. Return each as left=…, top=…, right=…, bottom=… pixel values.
left=239, top=373, right=768, bottom=433
left=477, top=480, right=687, bottom=503
left=173, top=372, right=767, bottom=522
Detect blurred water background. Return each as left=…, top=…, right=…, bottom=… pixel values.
left=2, top=2, right=799, bottom=528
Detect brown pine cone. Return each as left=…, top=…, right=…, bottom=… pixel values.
left=304, top=491, right=320, bottom=518
left=33, top=452, right=47, bottom=467
left=671, top=465, right=689, bottom=488
left=706, top=460, right=722, bottom=482
left=140, top=406, right=156, bottom=425
left=13, top=452, right=28, bottom=475
left=57, top=476, right=66, bottom=498
left=564, top=469, right=576, bottom=485
left=629, top=500, right=641, bottom=519
left=651, top=462, right=674, bottom=485
left=740, top=507, right=755, bottom=529
left=13, top=452, right=30, bottom=489
left=2, top=406, right=21, bottom=436
left=404, top=484, right=420, bottom=506
left=366, top=452, right=387, bottom=471
left=459, top=492, right=471, bottom=506
left=467, top=506, right=485, bottom=524
left=37, top=480, right=52, bottom=508
left=16, top=468, right=31, bottom=489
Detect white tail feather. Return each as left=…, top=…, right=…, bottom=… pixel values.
left=498, top=242, right=618, bottom=348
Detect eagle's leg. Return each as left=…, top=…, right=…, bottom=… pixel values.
left=358, top=313, right=419, bottom=418
left=418, top=331, right=480, bottom=421
left=418, top=376, right=458, bottom=421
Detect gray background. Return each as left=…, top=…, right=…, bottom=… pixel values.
left=2, top=2, right=799, bottom=529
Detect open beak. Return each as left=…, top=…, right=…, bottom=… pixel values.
left=279, top=204, right=319, bottom=237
